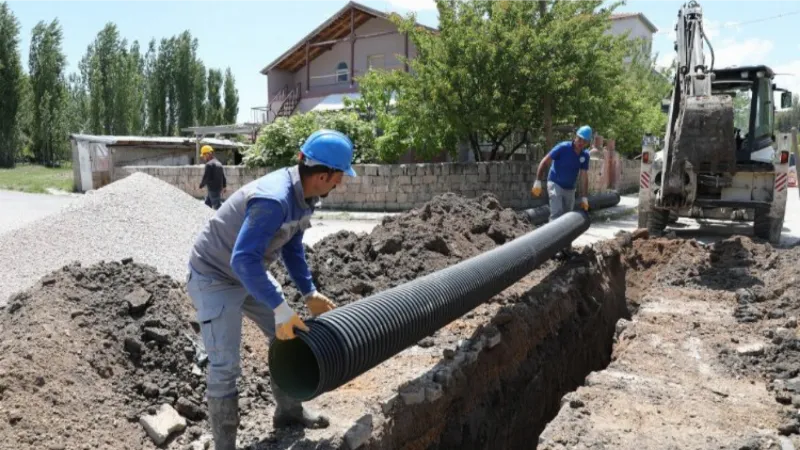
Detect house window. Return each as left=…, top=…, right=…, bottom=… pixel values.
left=367, top=54, right=385, bottom=70
left=336, top=62, right=349, bottom=83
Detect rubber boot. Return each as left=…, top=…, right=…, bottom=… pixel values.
left=207, top=396, right=239, bottom=450
left=270, top=378, right=330, bottom=429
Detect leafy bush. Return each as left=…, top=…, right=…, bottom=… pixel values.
left=242, top=111, right=377, bottom=168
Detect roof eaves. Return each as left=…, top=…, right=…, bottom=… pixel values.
left=260, top=0, right=437, bottom=75
left=611, top=12, right=658, bottom=34
left=260, top=1, right=382, bottom=75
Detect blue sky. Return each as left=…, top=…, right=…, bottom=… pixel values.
left=7, top=0, right=800, bottom=124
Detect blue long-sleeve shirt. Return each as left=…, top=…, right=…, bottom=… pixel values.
left=189, top=166, right=319, bottom=311
left=230, top=198, right=316, bottom=309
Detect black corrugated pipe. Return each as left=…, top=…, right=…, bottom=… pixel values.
left=524, top=191, right=621, bottom=226
left=268, top=211, right=591, bottom=401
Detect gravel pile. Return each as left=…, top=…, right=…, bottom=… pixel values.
left=0, top=173, right=213, bottom=306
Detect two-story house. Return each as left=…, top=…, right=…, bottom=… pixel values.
left=255, top=2, right=658, bottom=124
left=255, top=1, right=434, bottom=124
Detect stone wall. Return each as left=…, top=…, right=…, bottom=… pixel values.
left=113, top=159, right=642, bottom=211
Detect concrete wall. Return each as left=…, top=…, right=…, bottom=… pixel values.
left=609, top=16, right=654, bottom=42
left=110, top=147, right=195, bottom=167
left=114, top=159, right=642, bottom=211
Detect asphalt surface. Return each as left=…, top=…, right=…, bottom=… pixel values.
left=4, top=188, right=799, bottom=248
left=0, top=190, right=78, bottom=235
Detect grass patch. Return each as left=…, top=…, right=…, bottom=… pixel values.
left=0, top=163, right=74, bottom=194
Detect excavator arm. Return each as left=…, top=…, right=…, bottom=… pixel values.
left=657, top=0, right=736, bottom=208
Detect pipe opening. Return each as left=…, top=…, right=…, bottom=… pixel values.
left=269, top=336, right=319, bottom=401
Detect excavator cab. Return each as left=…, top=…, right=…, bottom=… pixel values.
left=712, top=66, right=779, bottom=164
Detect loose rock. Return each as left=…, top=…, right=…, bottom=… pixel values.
left=139, top=404, right=187, bottom=445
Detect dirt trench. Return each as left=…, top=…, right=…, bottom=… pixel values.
left=15, top=189, right=784, bottom=450
left=359, top=240, right=631, bottom=450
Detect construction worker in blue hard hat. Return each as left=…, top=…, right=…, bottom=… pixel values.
left=531, top=125, right=592, bottom=221
left=185, top=129, right=356, bottom=449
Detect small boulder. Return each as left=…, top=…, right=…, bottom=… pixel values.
left=125, top=288, right=152, bottom=315
left=139, top=404, right=186, bottom=445
left=736, top=342, right=766, bottom=356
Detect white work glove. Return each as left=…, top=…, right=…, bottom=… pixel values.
left=531, top=180, right=543, bottom=197
left=580, top=197, right=589, bottom=211
left=304, top=291, right=336, bottom=317
left=274, top=301, right=309, bottom=340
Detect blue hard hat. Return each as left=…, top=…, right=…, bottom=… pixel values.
left=576, top=125, right=593, bottom=142
left=300, top=129, right=357, bottom=177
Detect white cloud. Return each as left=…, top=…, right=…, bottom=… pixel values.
left=385, top=0, right=437, bottom=12
left=709, top=38, right=773, bottom=69
left=655, top=52, right=674, bottom=71
left=773, top=60, right=800, bottom=99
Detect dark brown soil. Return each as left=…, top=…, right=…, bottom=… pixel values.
left=0, top=193, right=538, bottom=450
left=272, top=192, right=533, bottom=313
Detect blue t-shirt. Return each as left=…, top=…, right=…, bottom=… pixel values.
left=547, top=141, right=590, bottom=190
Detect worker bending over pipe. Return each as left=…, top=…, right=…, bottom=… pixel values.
left=185, top=129, right=357, bottom=450
left=531, top=125, right=592, bottom=221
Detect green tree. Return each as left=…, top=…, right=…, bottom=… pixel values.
left=354, top=0, right=631, bottom=161
left=223, top=67, right=239, bottom=124
left=82, top=23, right=139, bottom=135
left=0, top=2, right=23, bottom=167
left=173, top=31, right=197, bottom=131
left=601, top=37, right=672, bottom=155
left=66, top=72, right=90, bottom=134
left=16, top=73, right=33, bottom=158
left=145, top=39, right=167, bottom=135
left=29, top=19, right=69, bottom=165
left=127, top=41, right=147, bottom=134
left=206, top=68, right=223, bottom=125
left=244, top=111, right=376, bottom=168
left=194, top=60, right=207, bottom=126
left=777, top=94, right=800, bottom=133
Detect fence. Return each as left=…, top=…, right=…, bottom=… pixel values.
left=113, top=157, right=641, bottom=211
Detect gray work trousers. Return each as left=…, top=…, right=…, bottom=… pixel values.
left=547, top=181, right=575, bottom=222
left=205, top=190, right=223, bottom=210
left=186, top=264, right=279, bottom=399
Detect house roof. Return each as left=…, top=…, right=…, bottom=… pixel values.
left=260, top=1, right=437, bottom=75
left=69, top=134, right=248, bottom=149
left=610, top=12, right=658, bottom=33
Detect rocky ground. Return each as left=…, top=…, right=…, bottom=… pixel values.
left=5, top=179, right=800, bottom=450
left=540, top=236, right=800, bottom=450
left=0, top=191, right=548, bottom=450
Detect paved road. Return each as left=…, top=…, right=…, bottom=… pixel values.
left=0, top=190, right=78, bottom=235
left=574, top=189, right=800, bottom=248
left=5, top=187, right=799, bottom=249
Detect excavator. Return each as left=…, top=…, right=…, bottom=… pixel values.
left=638, top=0, right=794, bottom=244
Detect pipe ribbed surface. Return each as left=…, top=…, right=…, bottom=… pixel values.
left=524, top=191, right=621, bottom=225
left=268, top=211, right=591, bottom=401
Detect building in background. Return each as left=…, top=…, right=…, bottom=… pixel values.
left=255, top=2, right=659, bottom=125
left=70, top=134, right=246, bottom=192
left=253, top=1, right=435, bottom=124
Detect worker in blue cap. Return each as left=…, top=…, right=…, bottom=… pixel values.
left=185, top=129, right=357, bottom=449
left=531, top=125, right=592, bottom=221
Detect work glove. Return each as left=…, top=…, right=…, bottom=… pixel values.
left=531, top=180, right=543, bottom=197
left=580, top=197, right=589, bottom=212
left=274, top=301, right=309, bottom=340
left=304, top=291, right=336, bottom=317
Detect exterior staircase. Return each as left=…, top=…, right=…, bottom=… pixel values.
left=271, top=83, right=302, bottom=122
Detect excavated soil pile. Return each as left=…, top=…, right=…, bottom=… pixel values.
left=0, top=259, right=280, bottom=450
left=272, top=192, right=533, bottom=312
left=0, top=192, right=539, bottom=450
